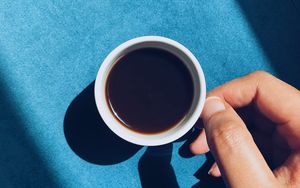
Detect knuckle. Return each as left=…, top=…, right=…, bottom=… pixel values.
left=275, top=165, right=300, bottom=188
left=209, top=120, right=246, bottom=151
left=251, top=70, right=268, bottom=76
left=250, top=70, right=272, bottom=80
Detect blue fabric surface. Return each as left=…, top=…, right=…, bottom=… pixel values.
left=0, top=0, right=299, bottom=187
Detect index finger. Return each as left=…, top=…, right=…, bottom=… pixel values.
left=208, top=71, right=300, bottom=150
left=208, top=71, right=300, bottom=126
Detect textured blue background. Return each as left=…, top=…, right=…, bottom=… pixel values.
left=0, top=0, right=299, bottom=187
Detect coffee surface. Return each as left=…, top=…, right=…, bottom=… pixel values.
left=106, top=48, right=194, bottom=134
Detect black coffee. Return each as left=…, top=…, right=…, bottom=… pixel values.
left=105, top=48, right=194, bottom=134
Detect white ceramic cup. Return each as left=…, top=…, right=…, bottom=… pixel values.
left=94, top=36, right=206, bottom=146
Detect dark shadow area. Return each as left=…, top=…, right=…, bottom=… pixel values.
left=192, top=153, right=225, bottom=188
left=236, top=106, right=291, bottom=170
left=136, top=125, right=194, bottom=187
left=179, top=128, right=200, bottom=158
left=236, top=0, right=300, bottom=88
left=138, top=144, right=179, bottom=188
left=178, top=119, right=226, bottom=187
left=64, top=81, right=142, bottom=165
left=293, top=0, right=300, bottom=14
left=179, top=120, right=225, bottom=187
left=0, top=66, right=57, bottom=186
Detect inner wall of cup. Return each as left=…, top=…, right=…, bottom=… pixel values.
left=105, top=41, right=201, bottom=140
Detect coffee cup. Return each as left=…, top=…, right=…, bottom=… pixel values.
left=94, top=36, right=206, bottom=146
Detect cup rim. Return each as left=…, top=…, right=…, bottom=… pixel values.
left=94, top=36, right=206, bottom=146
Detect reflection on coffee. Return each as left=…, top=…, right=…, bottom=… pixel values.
left=105, top=48, right=194, bottom=134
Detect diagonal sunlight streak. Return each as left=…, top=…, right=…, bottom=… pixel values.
left=0, top=52, right=59, bottom=187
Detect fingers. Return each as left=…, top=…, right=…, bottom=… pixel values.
left=208, top=162, right=221, bottom=177
left=202, top=97, right=278, bottom=188
left=208, top=71, right=300, bottom=150
left=190, top=129, right=209, bottom=154
left=274, top=151, right=300, bottom=187
left=208, top=71, right=300, bottom=126
left=190, top=130, right=221, bottom=177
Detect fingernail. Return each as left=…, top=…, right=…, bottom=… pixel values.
left=208, top=163, right=217, bottom=175
left=201, top=97, right=225, bottom=121
left=208, top=169, right=212, bottom=175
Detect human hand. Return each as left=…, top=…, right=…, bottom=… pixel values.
left=190, top=71, right=300, bottom=187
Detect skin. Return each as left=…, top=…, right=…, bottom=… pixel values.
left=190, top=71, right=300, bottom=188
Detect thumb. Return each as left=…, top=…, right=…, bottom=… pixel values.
left=202, top=97, right=277, bottom=188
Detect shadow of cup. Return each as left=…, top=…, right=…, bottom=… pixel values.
left=138, top=144, right=179, bottom=188
left=63, top=81, right=210, bottom=187
left=64, top=81, right=141, bottom=165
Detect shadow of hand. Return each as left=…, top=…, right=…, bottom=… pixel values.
left=138, top=144, right=179, bottom=188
